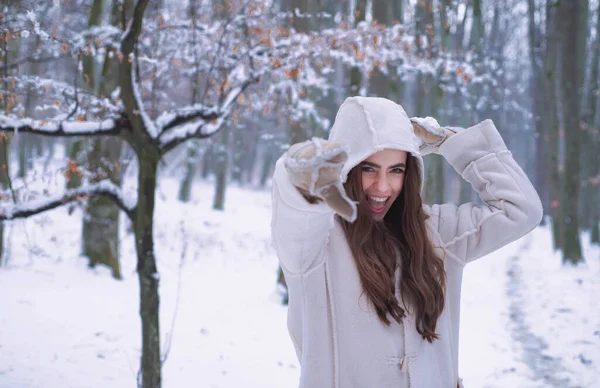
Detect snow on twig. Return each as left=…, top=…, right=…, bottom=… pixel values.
left=0, top=116, right=121, bottom=137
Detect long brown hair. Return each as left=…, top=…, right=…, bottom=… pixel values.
left=339, top=152, right=446, bottom=343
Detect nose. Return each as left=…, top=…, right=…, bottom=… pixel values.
left=374, top=171, right=390, bottom=194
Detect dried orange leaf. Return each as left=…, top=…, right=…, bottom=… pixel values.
left=284, top=68, right=300, bottom=80
left=68, top=160, right=78, bottom=173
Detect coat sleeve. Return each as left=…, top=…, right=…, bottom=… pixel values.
left=271, top=155, right=335, bottom=274
left=425, top=119, right=543, bottom=265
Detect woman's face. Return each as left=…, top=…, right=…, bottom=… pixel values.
left=360, top=149, right=408, bottom=221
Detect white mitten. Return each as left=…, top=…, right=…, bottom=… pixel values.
left=410, top=117, right=456, bottom=156
left=285, top=138, right=357, bottom=222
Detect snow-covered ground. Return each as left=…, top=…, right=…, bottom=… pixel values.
left=0, top=178, right=599, bottom=388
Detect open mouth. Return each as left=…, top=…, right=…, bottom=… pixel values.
left=366, top=196, right=389, bottom=214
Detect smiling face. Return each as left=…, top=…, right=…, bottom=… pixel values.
left=359, top=149, right=408, bottom=221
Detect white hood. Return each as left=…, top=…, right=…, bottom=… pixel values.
left=327, top=96, right=425, bottom=192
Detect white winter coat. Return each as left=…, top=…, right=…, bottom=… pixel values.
left=271, top=97, right=543, bottom=388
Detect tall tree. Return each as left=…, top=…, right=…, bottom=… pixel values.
left=348, top=0, right=367, bottom=96
left=580, top=0, right=600, bottom=243
left=544, top=0, right=562, bottom=250
left=559, top=0, right=584, bottom=264
left=213, top=124, right=231, bottom=210
left=179, top=0, right=201, bottom=203
left=80, top=0, right=124, bottom=279
left=0, top=4, right=18, bottom=262
left=586, top=0, right=600, bottom=244
left=527, top=0, right=549, bottom=218
left=371, top=0, right=403, bottom=100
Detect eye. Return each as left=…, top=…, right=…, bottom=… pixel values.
left=361, top=165, right=375, bottom=173
left=391, top=168, right=405, bottom=174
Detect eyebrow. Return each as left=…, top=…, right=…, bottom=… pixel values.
left=361, top=161, right=406, bottom=169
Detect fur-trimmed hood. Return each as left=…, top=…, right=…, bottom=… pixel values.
left=327, top=96, right=425, bottom=192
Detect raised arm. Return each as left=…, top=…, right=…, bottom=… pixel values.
left=421, top=119, right=543, bottom=264
left=271, top=139, right=357, bottom=274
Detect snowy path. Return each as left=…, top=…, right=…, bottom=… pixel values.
left=505, top=234, right=572, bottom=387
left=510, top=228, right=600, bottom=388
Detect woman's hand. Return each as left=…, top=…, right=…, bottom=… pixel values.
left=285, top=138, right=357, bottom=222
left=410, top=117, right=456, bottom=156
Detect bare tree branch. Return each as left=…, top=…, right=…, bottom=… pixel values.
left=119, top=0, right=153, bottom=138
left=0, top=180, right=137, bottom=221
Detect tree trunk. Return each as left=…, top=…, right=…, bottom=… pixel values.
left=580, top=0, right=600, bottom=236
left=283, top=0, right=320, bottom=143
left=415, top=0, right=445, bottom=205
left=81, top=0, right=123, bottom=275
left=347, top=0, right=366, bottom=96
left=83, top=0, right=104, bottom=89
left=66, top=139, right=84, bottom=188
left=259, top=144, right=275, bottom=187
left=0, top=134, right=9, bottom=263
left=447, top=1, right=471, bottom=205
left=370, top=1, right=390, bottom=98
left=544, top=0, right=562, bottom=251
left=438, top=0, right=451, bottom=50
left=243, top=129, right=259, bottom=185
left=178, top=142, right=198, bottom=202
left=559, top=0, right=584, bottom=264
left=82, top=137, right=123, bottom=279
left=213, top=125, right=230, bottom=210
left=201, top=144, right=213, bottom=179
left=0, top=27, right=13, bottom=261
left=67, top=0, right=105, bottom=189
left=592, top=206, right=600, bottom=244
left=231, top=128, right=243, bottom=183
left=469, top=0, right=484, bottom=54
left=18, top=36, right=41, bottom=179
left=17, top=134, right=27, bottom=179
left=454, top=1, right=468, bottom=54
left=178, top=0, right=199, bottom=202
left=429, top=0, right=448, bottom=205
left=527, top=0, right=549, bottom=220
left=423, top=154, right=444, bottom=205
left=371, top=1, right=404, bottom=101
left=135, top=156, right=161, bottom=388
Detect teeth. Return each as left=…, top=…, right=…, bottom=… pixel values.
left=368, top=196, right=388, bottom=203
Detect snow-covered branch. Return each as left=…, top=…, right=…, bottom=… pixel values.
left=158, top=74, right=259, bottom=154
left=0, top=180, right=137, bottom=221
left=0, top=116, right=125, bottom=137
left=156, top=105, right=219, bottom=134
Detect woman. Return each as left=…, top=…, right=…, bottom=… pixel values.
left=271, top=96, right=542, bottom=387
